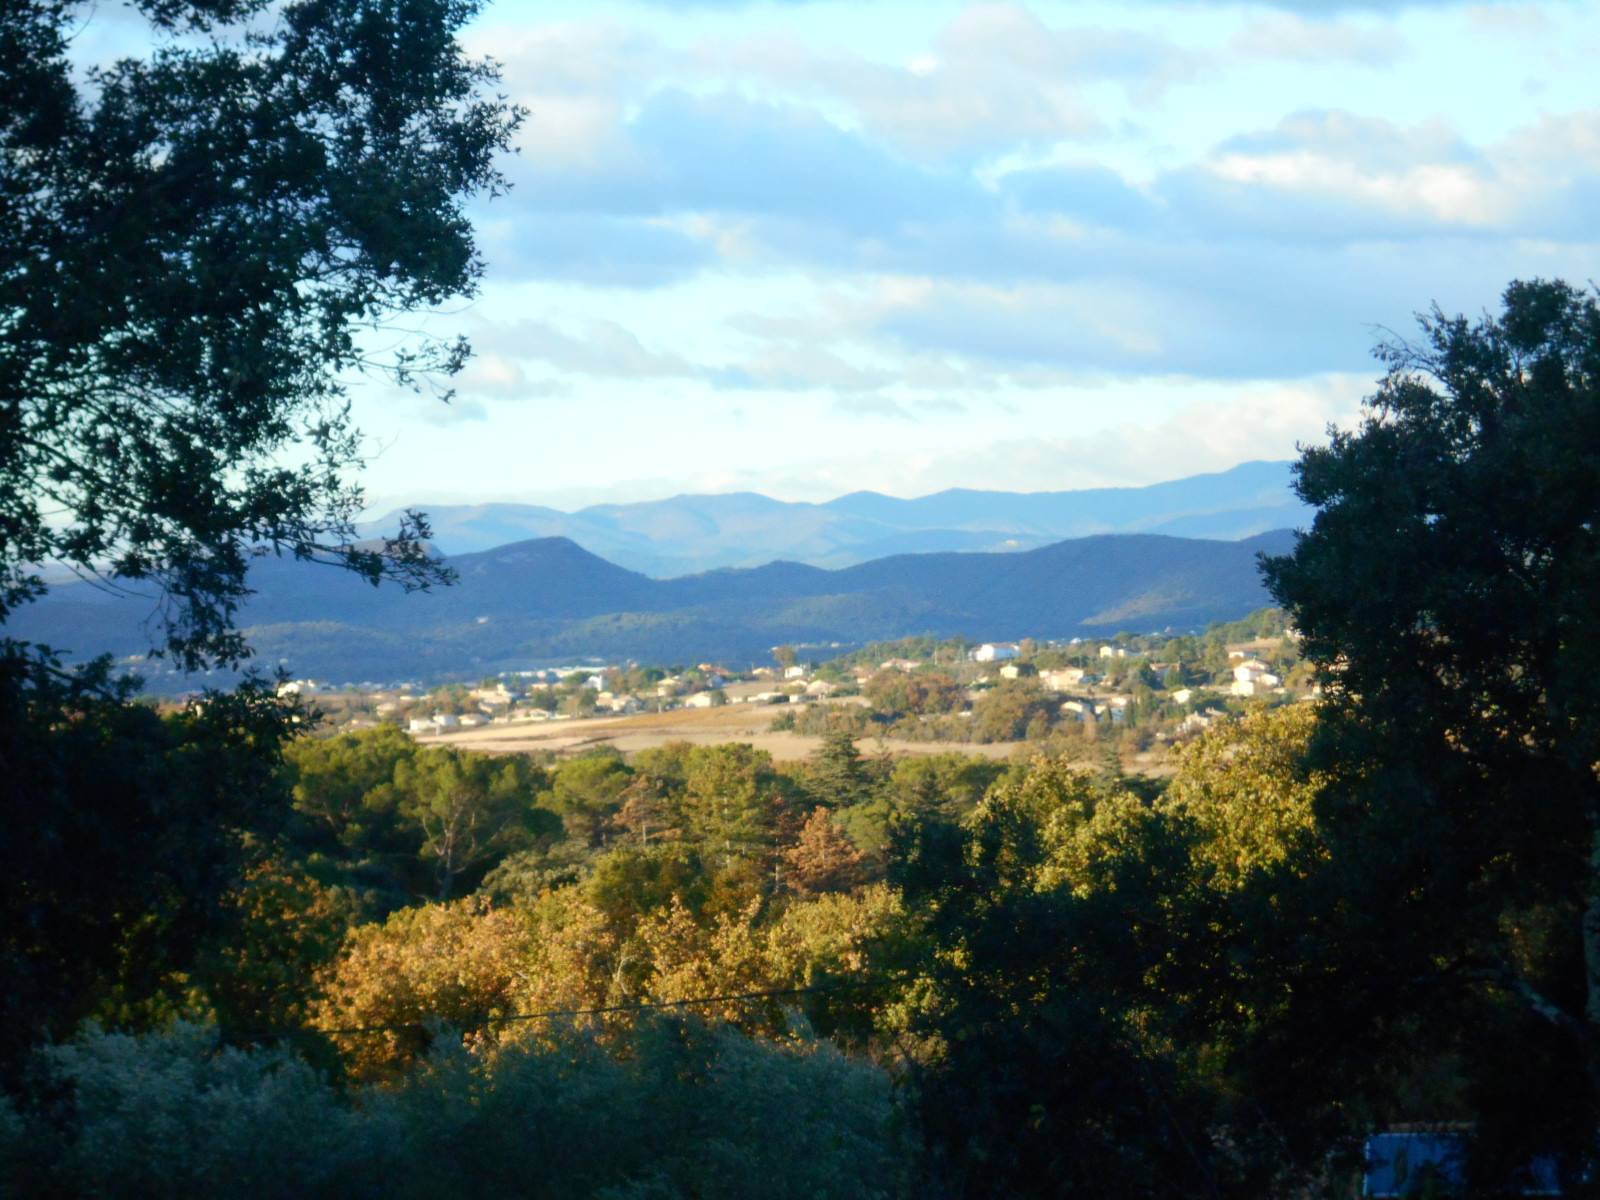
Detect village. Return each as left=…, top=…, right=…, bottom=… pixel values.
left=270, top=608, right=1310, bottom=762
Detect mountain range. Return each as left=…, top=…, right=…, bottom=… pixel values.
left=9, top=528, right=1296, bottom=685
left=365, top=460, right=1309, bottom=576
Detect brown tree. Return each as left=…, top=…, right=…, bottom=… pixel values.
left=783, top=808, right=868, bottom=895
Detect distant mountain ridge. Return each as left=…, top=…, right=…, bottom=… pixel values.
left=9, top=528, right=1296, bottom=685
left=366, top=461, right=1309, bottom=576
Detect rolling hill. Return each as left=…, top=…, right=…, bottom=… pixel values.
left=7, top=529, right=1296, bottom=685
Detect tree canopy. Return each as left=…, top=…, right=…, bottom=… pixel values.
left=1, top=0, right=520, bottom=666
left=1263, top=277, right=1600, bottom=1181
left=0, top=0, right=518, bottom=1081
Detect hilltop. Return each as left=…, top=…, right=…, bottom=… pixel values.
left=366, top=461, right=1308, bottom=575
left=10, top=528, right=1294, bottom=684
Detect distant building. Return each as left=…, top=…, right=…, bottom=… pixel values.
left=973, top=643, right=1020, bottom=662
left=1041, top=668, right=1086, bottom=691
left=1231, top=659, right=1281, bottom=697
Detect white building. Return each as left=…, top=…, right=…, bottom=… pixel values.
left=973, top=643, right=1020, bottom=662
left=1230, top=659, right=1283, bottom=697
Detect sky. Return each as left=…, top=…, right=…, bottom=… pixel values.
left=339, top=1, right=1599, bottom=510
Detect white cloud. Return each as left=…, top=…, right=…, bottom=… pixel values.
left=471, top=316, right=700, bottom=381
left=634, top=374, right=1369, bottom=501
left=1226, top=13, right=1406, bottom=65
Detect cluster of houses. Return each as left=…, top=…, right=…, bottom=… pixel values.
left=393, top=662, right=842, bottom=736
left=278, top=630, right=1304, bottom=740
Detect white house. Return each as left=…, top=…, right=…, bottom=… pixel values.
left=1230, top=659, right=1283, bottom=697
left=973, top=643, right=1020, bottom=662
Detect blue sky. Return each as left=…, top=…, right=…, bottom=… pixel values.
left=340, top=0, right=1599, bottom=511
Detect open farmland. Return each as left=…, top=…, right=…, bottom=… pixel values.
left=415, top=700, right=1032, bottom=762
left=416, top=699, right=1176, bottom=775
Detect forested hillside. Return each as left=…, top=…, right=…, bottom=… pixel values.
left=9, top=529, right=1292, bottom=682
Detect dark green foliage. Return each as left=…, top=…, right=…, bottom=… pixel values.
left=887, top=753, right=1006, bottom=822
left=1262, top=278, right=1600, bottom=1185
left=891, top=762, right=1265, bottom=1199
left=0, top=648, right=299, bottom=1075
left=2, top=0, right=520, bottom=667
left=540, top=749, right=634, bottom=847
left=805, top=730, right=879, bottom=809
left=283, top=725, right=554, bottom=901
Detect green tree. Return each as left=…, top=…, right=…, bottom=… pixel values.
left=0, top=667, right=301, bottom=1071
left=394, top=747, right=544, bottom=899
left=891, top=759, right=1256, bottom=1199
left=3, top=0, right=519, bottom=667
left=1262, top=278, right=1600, bottom=1184
left=683, top=743, right=779, bottom=857
left=806, top=730, right=876, bottom=809
left=540, top=750, right=632, bottom=847
left=863, top=669, right=961, bottom=717
left=888, top=752, right=1005, bottom=822
left=284, top=723, right=418, bottom=858
left=0, top=0, right=517, bottom=1085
